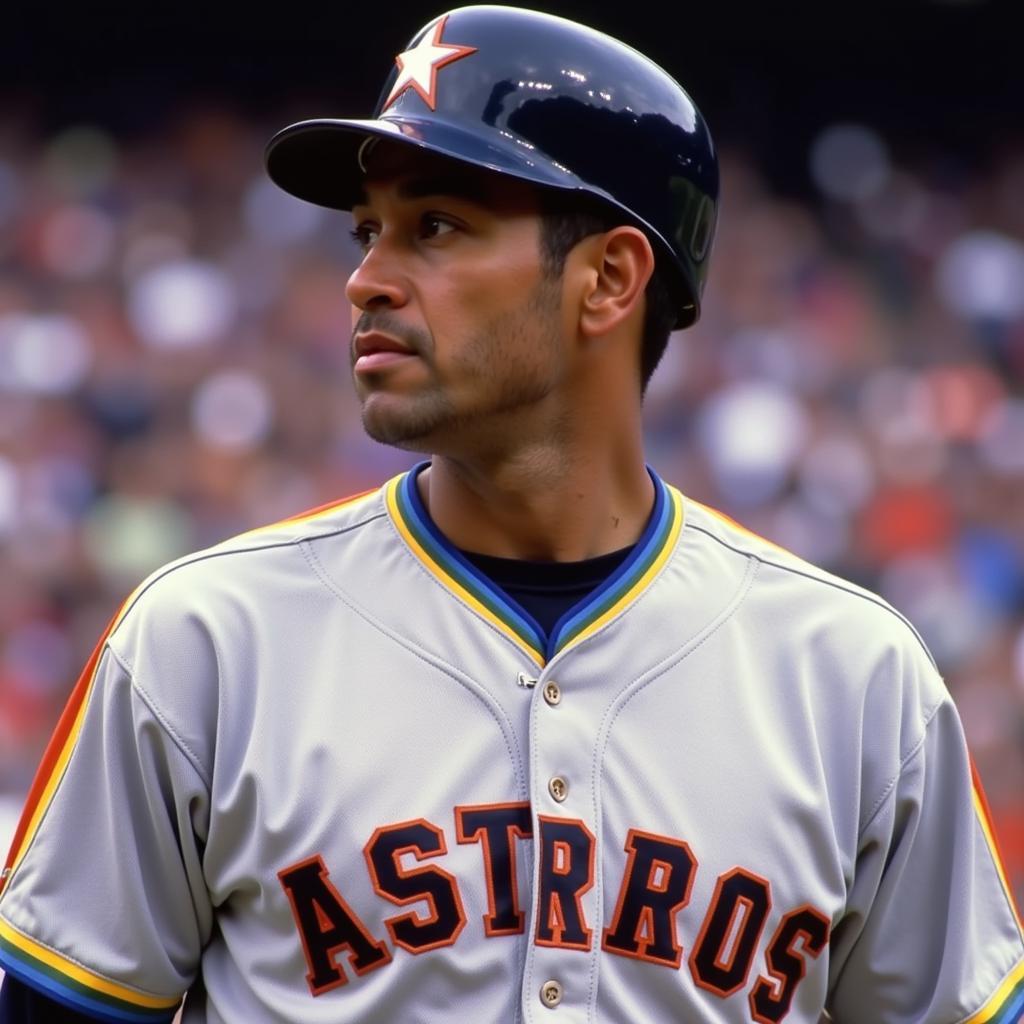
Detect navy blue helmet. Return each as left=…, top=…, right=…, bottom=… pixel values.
left=265, top=5, right=718, bottom=327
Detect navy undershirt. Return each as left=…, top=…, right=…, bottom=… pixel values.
left=458, top=544, right=635, bottom=638
left=0, top=544, right=634, bottom=1022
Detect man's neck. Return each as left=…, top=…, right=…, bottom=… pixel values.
left=415, top=449, right=654, bottom=562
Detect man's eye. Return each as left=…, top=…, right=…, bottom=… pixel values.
left=421, top=214, right=456, bottom=239
left=350, top=224, right=379, bottom=249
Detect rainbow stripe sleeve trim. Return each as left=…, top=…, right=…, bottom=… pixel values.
left=0, top=487, right=383, bottom=1015
left=963, top=758, right=1024, bottom=1023
left=970, top=759, right=1024, bottom=940
left=1, top=603, right=127, bottom=892
left=965, top=957, right=1024, bottom=1024
left=0, top=606, right=180, bottom=1021
left=0, top=920, right=180, bottom=1022
left=387, top=464, right=683, bottom=664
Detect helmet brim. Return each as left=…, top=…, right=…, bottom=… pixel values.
left=265, top=115, right=586, bottom=212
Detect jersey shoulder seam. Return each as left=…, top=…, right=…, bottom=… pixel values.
left=110, top=506, right=387, bottom=642
left=684, top=518, right=937, bottom=670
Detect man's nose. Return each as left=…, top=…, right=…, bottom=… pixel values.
left=345, top=238, right=408, bottom=311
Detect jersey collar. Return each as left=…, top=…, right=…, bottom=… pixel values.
left=384, top=462, right=684, bottom=666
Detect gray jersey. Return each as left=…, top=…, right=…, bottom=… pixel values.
left=1, top=464, right=1022, bottom=1022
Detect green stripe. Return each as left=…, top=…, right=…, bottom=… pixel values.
left=992, top=975, right=1024, bottom=1024
left=0, top=933, right=173, bottom=1017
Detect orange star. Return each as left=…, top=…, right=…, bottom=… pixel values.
left=383, top=15, right=478, bottom=112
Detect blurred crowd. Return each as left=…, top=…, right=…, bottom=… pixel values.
left=1, top=105, right=1023, bottom=906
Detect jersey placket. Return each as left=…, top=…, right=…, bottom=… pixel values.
left=383, top=464, right=686, bottom=1021
left=521, top=653, right=602, bottom=1024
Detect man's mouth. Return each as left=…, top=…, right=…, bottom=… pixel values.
left=352, top=331, right=419, bottom=374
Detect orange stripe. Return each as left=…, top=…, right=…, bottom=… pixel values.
left=1, top=603, right=126, bottom=893
left=279, top=488, right=377, bottom=524
left=694, top=501, right=793, bottom=558
left=972, top=757, right=1009, bottom=868
left=970, top=757, right=1024, bottom=936
left=235, top=487, right=381, bottom=543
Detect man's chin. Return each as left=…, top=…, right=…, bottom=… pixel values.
left=359, top=398, right=445, bottom=451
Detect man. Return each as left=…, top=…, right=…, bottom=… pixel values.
left=1, top=6, right=1022, bottom=1022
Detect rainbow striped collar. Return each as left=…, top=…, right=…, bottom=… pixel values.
left=385, top=463, right=684, bottom=666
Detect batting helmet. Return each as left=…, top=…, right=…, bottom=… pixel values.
left=265, top=5, right=718, bottom=327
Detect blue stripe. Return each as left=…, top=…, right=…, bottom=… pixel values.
left=0, top=950, right=176, bottom=1023
left=993, top=984, right=1024, bottom=1024
left=399, top=466, right=546, bottom=652
left=548, top=469, right=670, bottom=655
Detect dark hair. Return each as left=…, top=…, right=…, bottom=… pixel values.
left=536, top=193, right=677, bottom=393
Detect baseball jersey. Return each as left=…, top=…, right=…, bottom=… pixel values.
left=1, top=462, right=1022, bottom=1023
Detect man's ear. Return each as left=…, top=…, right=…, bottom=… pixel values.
left=576, top=226, right=655, bottom=339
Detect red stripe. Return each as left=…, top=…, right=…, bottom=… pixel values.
left=280, top=488, right=377, bottom=525
left=970, top=755, right=1023, bottom=926
left=1, top=605, right=125, bottom=893
left=971, top=757, right=1009, bottom=865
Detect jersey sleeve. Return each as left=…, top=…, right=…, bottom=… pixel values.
left=0, top=612, right=212, bottom=1023
left=826, top=682, right=1024, bottom=1023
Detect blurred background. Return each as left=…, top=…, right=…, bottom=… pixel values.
left=2, top=0, right=1022, bottom=923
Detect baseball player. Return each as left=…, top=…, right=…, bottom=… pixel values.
left=2, top=6, right=1023, bottom=1022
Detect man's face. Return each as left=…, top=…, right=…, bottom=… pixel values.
left=345, top=142, right=568, bottom=453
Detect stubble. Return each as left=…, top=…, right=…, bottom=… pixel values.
left=353, top=275, right=565, bottom=453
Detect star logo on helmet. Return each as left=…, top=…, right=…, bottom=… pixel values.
left=383, top=15, right=478, bottom=112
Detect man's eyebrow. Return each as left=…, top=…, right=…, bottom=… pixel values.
left=354, top=174, right=492, bottom=207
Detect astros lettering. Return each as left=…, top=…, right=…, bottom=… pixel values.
left=278, top=802, right=828, bottom=1022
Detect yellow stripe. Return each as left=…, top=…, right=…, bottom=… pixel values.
left=567, top=487, right=685, bottom=650
left=384, top=477, right=545, bottom=665
left=973, top=789, right=1024, bottom=937
left=0, top=918, right=181, bottom=1009
left=694, top=500, right=794, bottom=559
left=8, top=677, right=96, bottom=879
left=964, top=955, right=1024, bottom=1022
left=7, top=598, right=136, bottom=882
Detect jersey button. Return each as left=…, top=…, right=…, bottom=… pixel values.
left=548, top=776, right=568, bottom=802
left=543, top=680, right=561, bottom=706
left=540, top=980, right=564, bottom=1008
